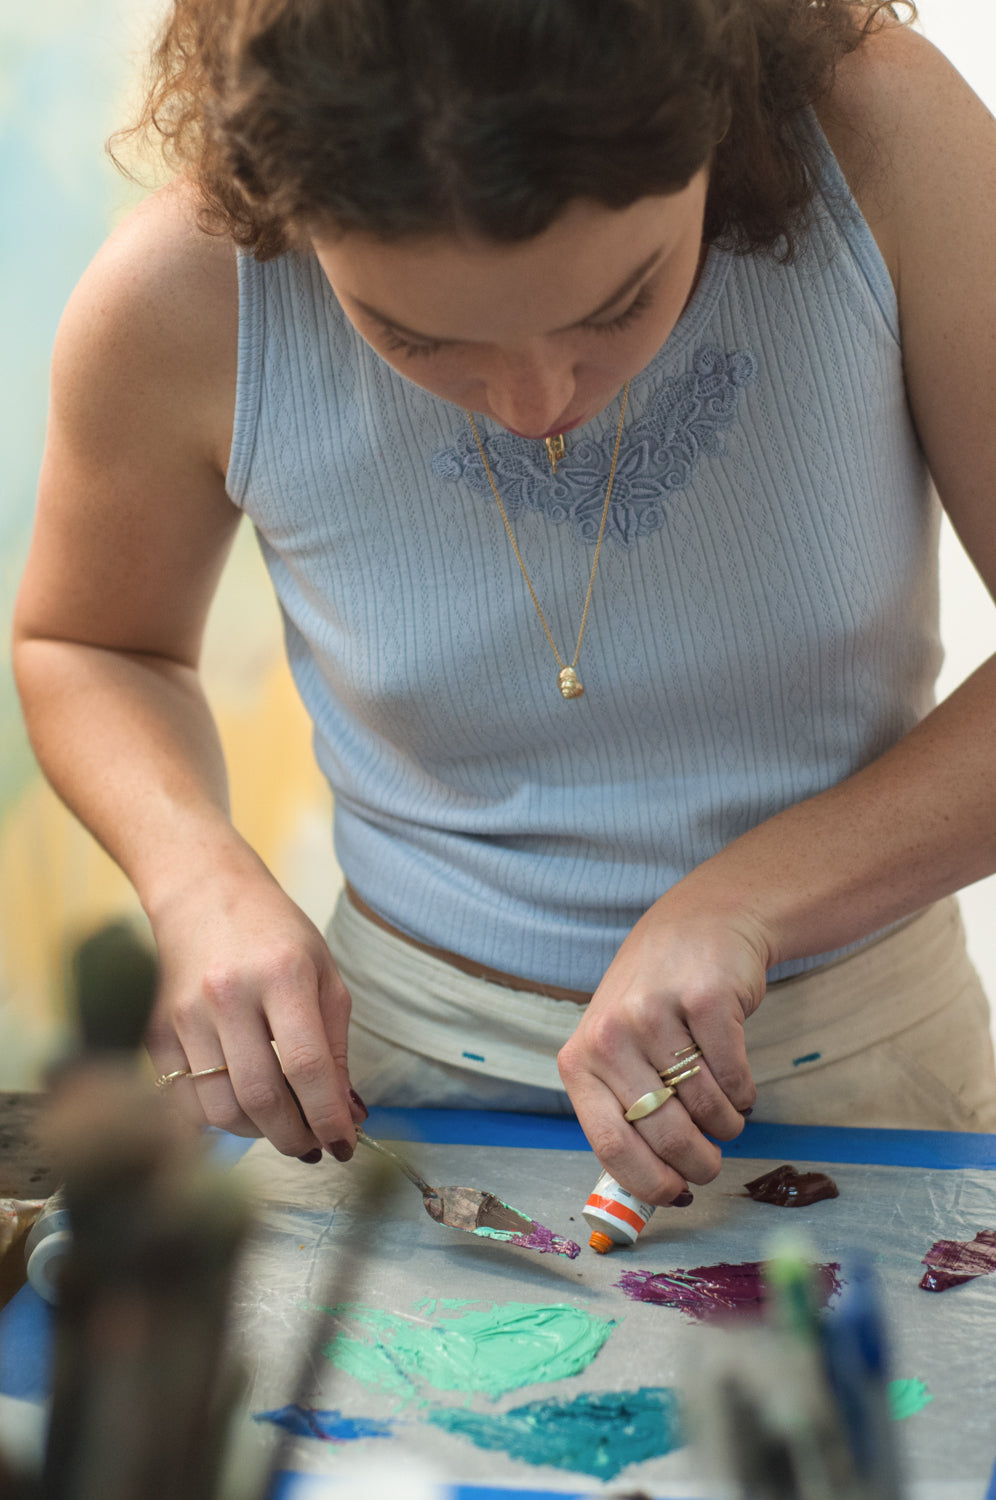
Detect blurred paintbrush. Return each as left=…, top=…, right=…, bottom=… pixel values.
left=40, top=920, right=253, bottom=1500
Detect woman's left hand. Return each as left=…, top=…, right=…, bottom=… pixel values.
left=557, top=888, right=765, bottom=1204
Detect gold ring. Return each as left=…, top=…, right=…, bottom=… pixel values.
left=154, top=1068, right=190, bottom=1090
left=624, top=1084, right=676, bottom=1123
left=154, top=1064, right=229, bottom=1090
left=660, top=1062, right=701, bottom=1089
left=674, top=1044, right=700, bottom=1059
left=661, top=1051, right=702, bottom=1082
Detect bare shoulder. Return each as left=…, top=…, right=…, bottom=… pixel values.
left=816, top=20, right=995, bottom=287
left=56, top=176, right=239, bottom=476
left=20, top=180, right=243, bottom=663
left=819, top=17, right=996, bottom=588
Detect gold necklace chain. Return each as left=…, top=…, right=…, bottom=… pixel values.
left=467, top=380, right=630, bottom=700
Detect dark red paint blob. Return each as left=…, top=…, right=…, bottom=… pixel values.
left=919, top=1229, right=996, bottom=1292
left=615, top=1260, right=843, bottom=1322
left=743, top=1163, right=839, bottom=1208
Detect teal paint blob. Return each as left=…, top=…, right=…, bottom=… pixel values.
left=888, top=1378, right=933, bottom=1420
left=427, top=1386, right=684, bottom=1479
left=462, top=1051, right=486, bottom=1062
left=792, top=1052, right=822, bottom=1066
left=320, top=1299, right=615, bottom=1400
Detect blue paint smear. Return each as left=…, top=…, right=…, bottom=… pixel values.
left=254, top=1404, right=395, bottom=1443
left=428, top=1386, right=684, bottom=1480
left=986, top=1448, right=996, bottom=1500
left=462, top=1051, right=486, bottom=1062
left=792, top=1052, right=822, bottom=1066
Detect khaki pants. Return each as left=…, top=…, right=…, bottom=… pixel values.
left=332, top=894, right=996, bottom=1132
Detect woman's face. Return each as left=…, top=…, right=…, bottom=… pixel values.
left=310, top=175, right=709, bottom=440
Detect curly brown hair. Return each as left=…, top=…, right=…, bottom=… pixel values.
left=113, top=0, right=915, bottom=261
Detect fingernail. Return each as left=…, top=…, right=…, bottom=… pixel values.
left=671, top=1191, right=694, bottom=1207
left=328, top=1140, right=354, bottom=1163
left=297, top=1148, right=323, bottom=1164
left=741, top=1106, right=754, bottom=1118
left=349, top=1088, right=369, bottom=1118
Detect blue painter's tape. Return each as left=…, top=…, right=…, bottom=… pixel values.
left=0, top=1284, right=53, bottom=1400
left=462, top=1051, right=486, bottom=1062
left=365, top=1106, right=586, bottom=1152
left=363, top=1108, right=996, bottom=1171
left=721, top=1122, right=996, bottom=1170
left=792, top=1051, right=822, bottom=1066
left=270, top=1478, right=706, bottom=1500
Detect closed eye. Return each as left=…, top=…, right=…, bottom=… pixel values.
left=581, top=282, right=655, bottom=334
left=374, top=280, right=656, bottom=360
left=378, top=324, right=444, bottom=359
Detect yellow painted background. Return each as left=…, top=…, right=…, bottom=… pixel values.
left=0, top=3, right=341, bottom=1085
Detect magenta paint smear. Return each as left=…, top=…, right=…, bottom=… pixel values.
left=919, top=1229, right=996, bottom=1292
left=743, top=1163, right=839, bottom=1208
left=504, top=1222, right=581, bottom=1258
left=615, top=1260, right=843, bottom=1323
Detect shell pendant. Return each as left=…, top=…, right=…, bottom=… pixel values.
left=558, top=666, right=584, bottom=699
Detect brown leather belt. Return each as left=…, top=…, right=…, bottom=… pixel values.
left=344, top=884, right=592, bottom=1005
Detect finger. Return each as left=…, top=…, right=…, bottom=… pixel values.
left=565, top=1032, right=736, bottom=1191
left=677, top=1001, right=757, bottom=1114
left=265, top=964, right=357, bottom=1158
left=147, top=1021, right=206, bottom=1127
left=189, top=1068, right=266, bottom=1140
left=199, top=1002, right=320, bottom=1154
left=655, top=1047, right=748, bottom=1143
left=566, top=1066, right=696, bottom=1205
left=628, top=1077, right=724, bottom=1189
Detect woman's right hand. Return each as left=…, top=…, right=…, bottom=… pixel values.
left=145, top=848, right=365, bottom=1160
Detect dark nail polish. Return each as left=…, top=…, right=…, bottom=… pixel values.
left=328, top=1140, right=354, bottom=1163
left=349, top=1087, right=369, bottom=1118
left=671, top=1190, right=694, bottom=1207
left=741, top=1106, right=754, bottom=1118
left=297, top=1148, right=323, bottom=1164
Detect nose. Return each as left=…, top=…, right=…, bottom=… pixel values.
left=483, top=347, right=577, bottom=438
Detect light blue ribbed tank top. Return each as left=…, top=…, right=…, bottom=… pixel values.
left=226, top=113, right=941, bottom=988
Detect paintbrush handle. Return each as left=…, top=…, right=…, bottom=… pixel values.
left=355, top=1129, right=436, bottom=1198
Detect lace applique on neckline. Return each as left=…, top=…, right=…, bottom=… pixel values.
left=432, top=345, right=758, bottom=549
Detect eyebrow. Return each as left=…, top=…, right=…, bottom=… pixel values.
left=350, top=246, right=665, bottom=346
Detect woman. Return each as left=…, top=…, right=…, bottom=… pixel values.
left=13, top=0, right=996, bottom=1209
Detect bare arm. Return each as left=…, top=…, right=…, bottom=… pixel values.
left=559, top=24, right=996, bottom=1198
left=13, top=184, right=361, bottom=1158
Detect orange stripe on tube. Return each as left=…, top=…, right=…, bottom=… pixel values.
left=585, top=1194, right=647, bottom=1234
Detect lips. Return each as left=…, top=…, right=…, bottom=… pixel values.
left=505, top=414, right=587, bottom=440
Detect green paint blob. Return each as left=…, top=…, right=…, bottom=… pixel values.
left=888, top=1378, right=933, bottom=1420
left=428, top=1386, right=684, bottom=1479
left=320, top=1299, right=615, bottom=1400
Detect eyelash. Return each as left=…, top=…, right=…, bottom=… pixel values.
left=587, top=282, right=656, bottom=336
left=377, top=282, right=656, bottom=360
left=380, top=327, right=442, bottom=359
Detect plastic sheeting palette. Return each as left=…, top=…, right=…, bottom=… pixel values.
left=227, top=1119, right=996, bottom=1499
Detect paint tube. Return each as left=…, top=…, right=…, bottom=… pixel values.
left=583, top=1170, right=655, bottom=1252
left=25, top=1188, right=71, bottom=1305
